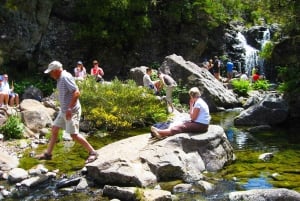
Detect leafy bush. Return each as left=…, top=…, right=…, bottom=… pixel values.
left=259, top=41, right=274, bottom=60
left=231, top=79, right=251, bottom=96
left=77, top=76, right=168, bottom=133
left=13, top=75, right=55, bottom=98
left=0, top=115, right=24, bottom=139
left=276, top=66, right=300, bottom=93
left=252, top=79, right=270, bottom=90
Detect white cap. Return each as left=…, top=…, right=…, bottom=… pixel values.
left=44, top=61, right=62, bottom=73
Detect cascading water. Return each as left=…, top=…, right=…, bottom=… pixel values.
left=258, top=29, right=271, bottom=75
left=236, top=32, right=259, bottom=76
left=236, top=29, right=271, bottom=77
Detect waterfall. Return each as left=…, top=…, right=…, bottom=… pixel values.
left=236, top=32, right=259, bottom=76
left=258, top=29, right=271, bottom=76
left=236, top=29, right=271, bottom=77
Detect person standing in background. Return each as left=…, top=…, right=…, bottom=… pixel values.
left=158, top=71, right=177, bottom=109
left=226, top=59, right=234, bottom=82
left=213, top=56, right=221, bottom=81
left=208, top=58, right=214, bottom=75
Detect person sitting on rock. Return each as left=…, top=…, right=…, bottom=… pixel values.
left=151, top=87, right=210, bottom=139
left=143, top=67, right=161, bottom=95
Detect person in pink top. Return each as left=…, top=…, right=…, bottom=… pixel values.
left=90, top=60, right=104, bottom=82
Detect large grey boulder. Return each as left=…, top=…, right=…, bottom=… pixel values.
left=130, top=54, right=240, bottom=112
left=228, top=188, right=300, bottom=201
left=86, top=125, right=234, bottom=187
left=234, top=92, right=289, bottom=126
left=20, top=99, right=55, bottom=133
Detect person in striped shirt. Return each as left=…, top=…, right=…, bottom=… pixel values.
left=36, top=61, right=98, bottom=164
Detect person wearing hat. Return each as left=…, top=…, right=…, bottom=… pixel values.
left=90, top=60, right=104, bottom=82
left=36, top=61, right=98, bottom=164
left=74, top=61, right=87, bottom=80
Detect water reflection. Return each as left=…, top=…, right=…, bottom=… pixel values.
left=209, top=110, right=300, bottom=195
left=243, top=176, right=273, bottom=190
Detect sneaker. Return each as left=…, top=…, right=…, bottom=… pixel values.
left=151, top=126, right=163, bottom=139
left=35, top=152, right=52, bottom=160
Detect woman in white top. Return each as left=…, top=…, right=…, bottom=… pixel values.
left=151, top=87, right=210, bottom=139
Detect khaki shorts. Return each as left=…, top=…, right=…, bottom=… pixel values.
left=53, top=109, right=81, bottom=135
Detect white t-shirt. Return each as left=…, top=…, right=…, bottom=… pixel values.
left=143, top=74, right=153, bottom=87
left=192, top=98, right=211, bottom=125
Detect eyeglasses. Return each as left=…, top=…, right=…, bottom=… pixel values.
left=93, top=63, right=98, bottom=65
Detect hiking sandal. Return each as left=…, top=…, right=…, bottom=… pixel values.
left=85, top=152, right=98, bottom=164
left=36, top=152, right=52, bottom=160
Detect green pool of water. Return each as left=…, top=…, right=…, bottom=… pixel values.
left=15, top=111, right=300, bottom=200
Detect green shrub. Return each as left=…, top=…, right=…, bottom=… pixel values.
left=0, top=115, right=24, bottom=139
left=77, top=76, right=168, bottom=133
left=13, top=75, right=55, bottom=97
left=252, top=79, right=270, bottom=90
left=231, top=79, right=251, bottom=96
left=276, top=66, right=300, bottom=93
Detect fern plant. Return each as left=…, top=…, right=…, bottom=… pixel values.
left=231, top=79, right=252, bottom=96
left=252, top=79, right=270, bottom=90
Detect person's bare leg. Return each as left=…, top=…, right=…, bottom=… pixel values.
left=156, top=128, right=173, bottom=137
left=151, top=126, right=173, bottom=139
left=9, top=96, right=14, bottom=106
left=46, top=126, right=60, bottom=155
left=36, top=126, right=60, bottom=159
left=71, top=134, right=95, bottom=153
left=15, top=94, right=19, bottom=105
left=0, top=93, right=4, bottom=106
left=71, top=134, right=97, bottom=163
left=3, top=94, right=9, bottom=105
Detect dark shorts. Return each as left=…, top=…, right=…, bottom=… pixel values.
left=170, top=121, right=209, bottom=135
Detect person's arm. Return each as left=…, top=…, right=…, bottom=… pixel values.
left=190, top=107, right=200, bottom=121
left=66, top=89, right=80, bottom=120
left=68, top=89, right=80, bottom=110
left=99, top=67, right=104, bottom=76
left=189, top=98, right=200, bottom=121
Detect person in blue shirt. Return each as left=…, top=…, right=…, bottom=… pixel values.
left=226, top=59, right=234, bottom=82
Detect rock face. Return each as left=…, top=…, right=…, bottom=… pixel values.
left=160, top=54, right=241, bottom=112
left=130, top=54, right=241, bottom=112
left=234, top=92, right=289, bottom=126
left=86, top=125, right=234, bottom=187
